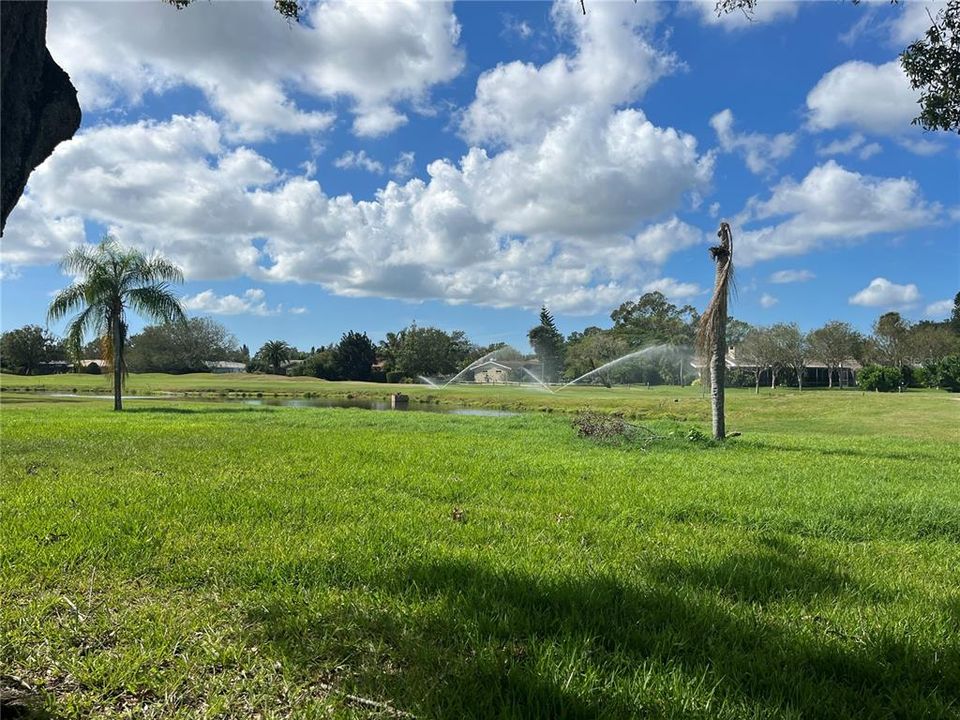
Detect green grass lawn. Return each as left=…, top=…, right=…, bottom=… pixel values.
left=2, top=392, right=959, bottom=718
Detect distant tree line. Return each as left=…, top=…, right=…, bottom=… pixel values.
left=5, top=291, right=959, bottom=391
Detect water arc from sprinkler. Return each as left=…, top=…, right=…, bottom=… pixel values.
left=520, top=366, right=554, bottom=392
left=555, top=345, right=673, bottom=391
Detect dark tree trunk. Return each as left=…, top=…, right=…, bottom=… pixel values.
left=709, top=301, right=726, bottom=439
left=113, top=315, right=122, bottom=412
left=1, top=1, right=81, bottom=233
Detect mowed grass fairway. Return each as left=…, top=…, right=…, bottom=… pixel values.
left=2, top=390, right=959, bottom=718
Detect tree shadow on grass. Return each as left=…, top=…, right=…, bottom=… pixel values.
left=646, top=536, right=875, bottom=605
left=249, top=546, right=957, bottom=719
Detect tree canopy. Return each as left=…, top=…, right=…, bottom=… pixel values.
left=127, top=317, right=242, bottom=373
left=380, top=325, right=473, bottom=379
left=528, top=307, right=566, bottom=383
left=0, top=325, right=64, bottom=375
left=333, top=331, right=377, bottom=381
left=254, top=340, right=293, bottom=375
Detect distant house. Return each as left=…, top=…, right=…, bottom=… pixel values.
left=692, top=347, right=861, bottom=387
left=473, top=360, right=513, bottom=384
left=80, top=359, right=109, bottom=369
left=38, top=360, right=72, bottom=374
left=204, top=361, right=247, bottom=374
left=472, top=358, right=542, bottom=384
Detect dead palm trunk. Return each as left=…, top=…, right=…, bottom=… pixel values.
left=697, top=222, right=733, bottom=441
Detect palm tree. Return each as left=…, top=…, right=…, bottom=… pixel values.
left=48, top=237, right=186, bottom=411
left=696, top=222, right=734, bottom=440
left=260, top=340, right=292, bottom=375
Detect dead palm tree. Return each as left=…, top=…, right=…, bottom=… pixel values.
left=47, top=236, right=186, bottom=411
left=696, top=222, right=734, bottom=440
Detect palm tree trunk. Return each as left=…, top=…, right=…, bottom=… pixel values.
left=698, top=222, right=732, bottom=442
left=709, top=296, right=726, bottom=440
left=113, top=313, right=122, bottom=411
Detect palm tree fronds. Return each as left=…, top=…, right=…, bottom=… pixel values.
left=139, top=255, right=185, bottom=285
left=127, top=284, right=187, bottom=325
left=59, top=244, right=103, bottom=279
left=47, top=283, right=89, bottom=324
left=64, top=304, right=108, bottom=363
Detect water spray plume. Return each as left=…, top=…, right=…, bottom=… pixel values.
left=442, top=351, right=498, bottom=388
left=520, top=366, right=554, bottom=393
left=555, top=344, right=673, bottom=391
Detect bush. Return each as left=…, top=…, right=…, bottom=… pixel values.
left=84, top=362, right=102, bottom=375
left=932, top=355, right=960, bottom=392
left=914, top=365, right=935, bottom=388
left=857, top=365, right=902, bottom=392
left=385, top=370, right=405, bottom=384
left=900, top=364, right=915, bottom=387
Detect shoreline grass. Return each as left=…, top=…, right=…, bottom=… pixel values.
left=2, top=371, right=957, bottom=441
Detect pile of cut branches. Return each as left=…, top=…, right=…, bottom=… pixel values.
left=572, top=411, right=661, bottom=444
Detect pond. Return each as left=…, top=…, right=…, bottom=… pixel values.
left=39, top=393, right=518, bottom=417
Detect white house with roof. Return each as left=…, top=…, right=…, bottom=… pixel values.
left=473, top=360, right=513, bottom=384
left=204, top=360, right=247, bottom=373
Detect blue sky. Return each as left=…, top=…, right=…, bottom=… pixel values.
left=2, top=0, right=957, bottom=352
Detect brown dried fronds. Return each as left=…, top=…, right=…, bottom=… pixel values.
left=696, top=222, right=734, bottom=362
left=572, top=412, right=660, bottom=444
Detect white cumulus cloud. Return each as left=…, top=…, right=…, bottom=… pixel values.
left=736, top=160, right=939, bottom=265
left=816, top=133, right=883, bottom=160
left=849, top=277, right=920, bottom=308
left=924, top=298, right=954, bottom=318
left=642, top=277, right=704, bottom=300
left=334, top=151, right=385, bottom=174
left=805, top=58, right=945, bottom=155
left=182, top=288, right=283, bottom=316
left=391, top=152, right=416, bottom=180
left=2, top=112, right=712, bottom=315
left=47, top=0, right=464, bottom=141
left=710, top=109, right=796, bottom=175
left=461, top=0, right=676, bottom=146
